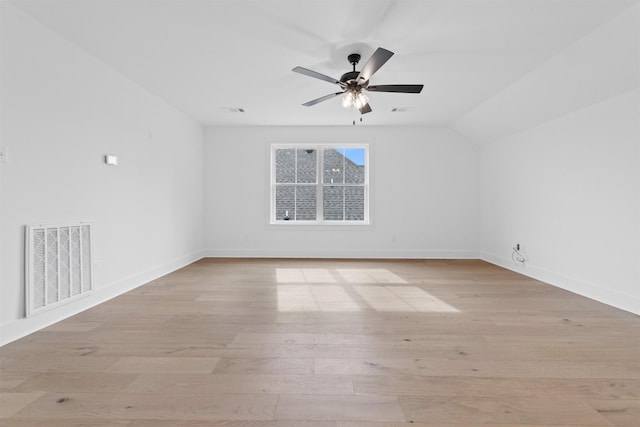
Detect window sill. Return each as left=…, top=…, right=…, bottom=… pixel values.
left=267, top=221, right=373, bottom=231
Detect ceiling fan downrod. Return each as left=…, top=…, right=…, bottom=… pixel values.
left=347, top=53, right=361, bottom=72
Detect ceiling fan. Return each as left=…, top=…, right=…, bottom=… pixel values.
left=293, top=47, right=423, bottom=115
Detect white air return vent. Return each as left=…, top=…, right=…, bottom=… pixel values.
left=25, top=222, right=94, bottom=317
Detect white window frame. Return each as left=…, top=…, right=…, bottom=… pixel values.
left=270, top=143, right=370, bottom=225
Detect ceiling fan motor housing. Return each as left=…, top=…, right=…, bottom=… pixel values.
left=342, top=53, right=363, bottom=86
left=340, top=71, right=360, bottom=85
left=342, top=53, right=368, bottom=88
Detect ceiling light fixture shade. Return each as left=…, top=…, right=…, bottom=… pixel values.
left=342, top=89, right=369, bottom=110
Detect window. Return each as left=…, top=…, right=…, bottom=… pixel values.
left=271, top=145, right=369, bottom=224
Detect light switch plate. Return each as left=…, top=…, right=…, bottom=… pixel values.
left=105, top=154, right=118, bottom=166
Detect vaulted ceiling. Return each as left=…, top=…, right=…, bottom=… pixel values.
left=9, top=0, right=640, bottom=141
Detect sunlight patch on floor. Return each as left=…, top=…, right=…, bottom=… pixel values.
left=276, top=268, right=337, bottom=283
left=276, top=285, right=320, bottom=311
left=388, top=286, right=459, bottom=313
left=354, top=285, right=415, bottom=311
left=277, top=283, right=458, bottom=313
left=337, top=269, right=408, bottom=284
left=277, top=285, right=361, bottom=312
left=310, top=285, right=361, bottom=311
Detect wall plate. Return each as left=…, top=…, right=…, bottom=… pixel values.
left=104, top=154, right=118, bottom=166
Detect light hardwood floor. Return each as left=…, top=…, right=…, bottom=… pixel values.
left=1, top=258, right=639, bottom=426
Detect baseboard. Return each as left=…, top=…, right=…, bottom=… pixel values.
left=481, top=252, right=640, bottom=315
left=203, top=248, right=479, bottom=259
left=0, top=250, right=206, bottom=347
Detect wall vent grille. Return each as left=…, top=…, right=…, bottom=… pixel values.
left=25, top=222, right=94, bottom=317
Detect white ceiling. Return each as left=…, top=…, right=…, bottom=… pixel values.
left=9, top=0, right=639, bottom=129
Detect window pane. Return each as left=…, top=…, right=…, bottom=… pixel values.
left=275, top=185, right=295, bottom=220
left=295, top=186, right=316, bottom=220
left=323, top=148, right=345, bottom=184
left=345, top=186, right=365, bottom=220
left=344, top=148, right=365, bottom=184
left=323, top=186, right=344, bottom=220
left=275, top=185, right=317, bottom=221
left=275, top=149, right=295, bottom=183
left=296, top=149, right=316, bottom=183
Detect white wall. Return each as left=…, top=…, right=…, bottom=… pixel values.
left=480, top=89, right=640, bottom=314
left=0, top=4, right=205, bottom=344
left=204, top=126, right=479, bottom=258
left=476, top=4, right=640, bottom=315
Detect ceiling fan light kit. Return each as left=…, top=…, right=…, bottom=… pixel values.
left=293, top=47, right=423, bottom=118
left=341, top=89, right=369, bottom=110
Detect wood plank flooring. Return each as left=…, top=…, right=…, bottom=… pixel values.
left=1, top=258, right=638, bottom=426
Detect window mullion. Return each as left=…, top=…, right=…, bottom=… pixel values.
left=317, top=147, right=323, bottom=224
left=294, top=149, right=298, bottom=221
left=342, top=151, right=346, bottom=221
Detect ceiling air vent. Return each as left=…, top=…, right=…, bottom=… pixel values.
left=222, top=107, right=245, bottom=113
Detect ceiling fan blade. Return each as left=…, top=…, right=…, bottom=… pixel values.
left=302, top=92, right=343, bottom=107
left=357, top=47, right=394, bottom=83
left=359, top=103, right=372, bottom=114
left=367, top=84, right=424, bottom=93
left=293, top=66, right=343, bottom=86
